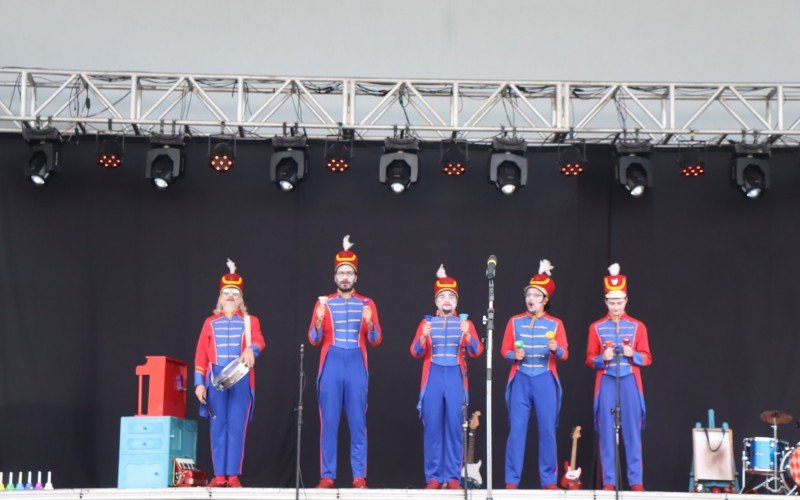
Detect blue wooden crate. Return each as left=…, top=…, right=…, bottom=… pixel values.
left=118, top=416, right=197, bottom=488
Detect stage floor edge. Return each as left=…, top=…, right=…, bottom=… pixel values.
left=0, top=489, right=777, bottom=500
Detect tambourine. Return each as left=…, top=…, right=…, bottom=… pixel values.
left=211, top=358, right=250, bottom=390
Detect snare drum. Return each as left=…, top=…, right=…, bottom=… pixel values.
left=744, top=437, right=789, bottom=475
left=211, top=358, right=250, bottom=391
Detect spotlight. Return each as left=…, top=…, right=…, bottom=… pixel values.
left=379, top=137, right=419, bottom=194
left=270, top=135, right=308, bottom=192
left=678, top=142, right=706, bottom=177
left=325, top=128, right=354, bottom=173
left=209, top=141, right=235, bottom=172
left=441, top=136, right=469, bottom=176
left=22, top=126, right=62, bottom=186
left=145, top=134, right=185, bottom=190
left=559, top=141, right=587, bottom=177
left=97, top=138, right=123, bottom=169
left=488, top=137, right=527, bottom=195
left=614, top=140, right=653, bottom=197
left=732, top=142, right=770, bottom=199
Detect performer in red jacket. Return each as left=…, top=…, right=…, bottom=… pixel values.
left=410, top=265, right=484, bottom=490
left=585, top=263, right=652, bottom=491
left=308, top=236, right=382, bottom=489
left=194, top=260, right=266, bottom=488
left=500, top=259, right=568, bottom=489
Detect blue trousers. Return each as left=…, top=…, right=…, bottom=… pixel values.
left=420, top=364, right=465, bottom=483
left=504, top=371, right=559, bottom=487
left=207, top=365, right=251, bottom=476
left=597, top=374, right=644, bottom=487
left=318, top=348, right=368, bottom=479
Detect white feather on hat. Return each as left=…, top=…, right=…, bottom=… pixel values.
left=538, top=259, right=554, bottom=276
left=343, top=235, right=354, bottom=251
left=226, top=258, right=237, bottom=274
left=437, top=264, right=447, bottom=278
left=608, top=263, right=621, bottom=276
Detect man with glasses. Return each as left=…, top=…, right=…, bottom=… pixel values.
left=194, top=259, right=266, bottom=487
left=308, top=235, right=383, bottom=489
left=586, top=263, right=651, bottom=492
left=410, top=265, right=484, bottom=489
left=500, top=259, right=568, bottom=490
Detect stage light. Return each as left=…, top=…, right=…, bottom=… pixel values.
left=270, top=135, right=308, bottom=192
left=614, top=140, right=653, bottom=197
left=209, top=141, right=235, bottom=172
left=325, top=128, right=354, bottom=173
left=22, top=126, right=61, bottom=186
left=441, top=136, right=469, bottom=176
left=379, top=137, right=419, bottom=194
left=559, top=141, right=587, bottom=177
left=489, top=137, right=527, bottom=195
left=145, top=134, right=185, bottom=190
left=678, top=142, right=706, bottom=177
left=97, top=138, right=123, bottom=169
left=732, top=142, right=770, bottom=199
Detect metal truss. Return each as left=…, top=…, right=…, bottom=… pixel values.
left=2, top=67, right=800, bottom=146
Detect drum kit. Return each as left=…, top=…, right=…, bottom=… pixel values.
left=742, top=410, right=800, bottom=494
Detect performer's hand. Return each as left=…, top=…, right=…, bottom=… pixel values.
left=623, top=345, right=633, bottom=358
left=603, top=347, right=615, bottom=361
left=316, top=303, right=326, bottom=321
left=240, top=347, right=256, bottom=368
left=460, top=320, right=470, bottom=334
left=514, top=348, right=525, bottom=361
left=420, top=321, right=431, bottom=345
left=195, top=385, right=207, bottom=404
left=547, top=339, right=558, bottom=352
left=362, top=306, right=373, bottom=328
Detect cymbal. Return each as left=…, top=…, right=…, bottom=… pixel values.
left=760, top=410, right=793, bottom=425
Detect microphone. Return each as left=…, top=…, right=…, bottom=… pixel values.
left=486, top=255, right=498, bottom=279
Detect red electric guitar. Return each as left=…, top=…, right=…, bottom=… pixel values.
left=560, top=426, right=582, bottom=490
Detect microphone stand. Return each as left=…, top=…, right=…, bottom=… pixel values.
left=612, top=319, right=622, bottom=500
left=462, top=359, right=470, bottom=500
left=295, top=344, right=305, bottom=500
left=483, top=262, right=496, bottom=500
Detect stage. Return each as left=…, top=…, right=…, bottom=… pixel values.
left=0, top=489, right=777, bottom=500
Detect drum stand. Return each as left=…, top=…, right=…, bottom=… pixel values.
left=741, top=418, right=786, bottom=494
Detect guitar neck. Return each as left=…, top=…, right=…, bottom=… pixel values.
left=569, top=435, right=578, bottom=469
left=466, top=429, right=477, bottom=464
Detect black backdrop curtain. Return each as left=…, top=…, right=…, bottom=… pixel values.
left=1, top=134, right=799, bottom=491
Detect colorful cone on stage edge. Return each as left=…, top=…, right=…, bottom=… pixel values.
left=0, top=471, right=5, bottom=491
left=6, top=472, right=13, bottom=491
left=44, top=471, right=53, bottom=490
left=25, top=471, right=33, bottom=490
left=35, top=471, right=43, bottom=490
left=16, top=470, right=23, bottom=490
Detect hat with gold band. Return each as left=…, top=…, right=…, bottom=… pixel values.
left=334, top=234, right=359, bottom=272
left=434, top=264, right=458, bottom=298
left=525, top=259, right=555, bottom=297
left=220, top=258, right=244, bottom=291
left=604, top=263, right=627, bottom=298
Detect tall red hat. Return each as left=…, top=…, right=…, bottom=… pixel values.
left=526, top=259, right=555, bottom=297
left=434, top=264, right=458, bottom=297
left=334, top=234, right=359, bottom=272
left=603, top=263, right=627, bottom=298
left=220, top=258, right=244, bottom=291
